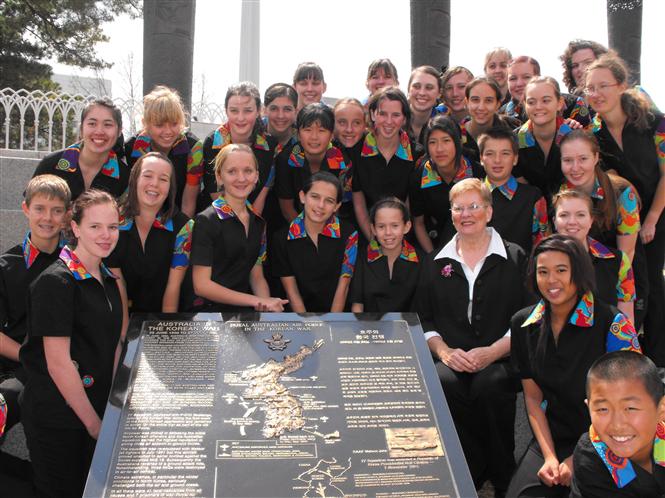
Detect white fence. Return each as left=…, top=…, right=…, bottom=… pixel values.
left=0, top=88, right=226, bottom=152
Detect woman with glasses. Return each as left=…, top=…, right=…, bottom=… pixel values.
left=585, top=52, right=665, bottom=366
left=416, top=178, right=526, bottom=496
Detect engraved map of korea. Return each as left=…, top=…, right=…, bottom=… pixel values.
left=240, top=339, right=324, bottom=438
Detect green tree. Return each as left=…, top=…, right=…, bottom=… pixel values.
left=0, top=0, right=141, bottom=91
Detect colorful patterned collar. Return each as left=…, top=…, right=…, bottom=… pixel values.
left=22, top=231, right=65, bottom=269
left=484, top=175, right=518, bottom=200
left=275, top=132, right=298, bottom=157
left=591, top=113, right=604, bottom=133
left=131, top=132, right=190, bottom=158
left=287, top=212, right=340, bottom=240
left=119, top=213, right=175, bottom=232
left=561, top=176, right=605, bottom=200
left=212, top=196, right=258, bottom=221
left=366, top=238, right=419, bottom=263
left=420, top=156, right=474, bottom=189
left=588, top=237, right=614, bottom=259
left=589, top=422, right=665, bottom=488
left=517, top=117, right=572, bottom=150
left=504, top=99, right=523, bottom=119
left=522, top=291, right=595, bottom=327
left=287, top=142, right=347, bottom=171
left=361, top=130, right=413, bottom=161
left=212, top=123, right=270, bottom=151
left=56, top=143, right=120, bottom=179
left=431, top=103, right=450, bottom=117
left=59, top=245, right=117, bottom=280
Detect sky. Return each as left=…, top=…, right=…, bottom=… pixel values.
left=49, top=0, right=664, bottom=113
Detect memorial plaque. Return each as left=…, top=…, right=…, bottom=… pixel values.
left=85, top=313, right=475, bottom=497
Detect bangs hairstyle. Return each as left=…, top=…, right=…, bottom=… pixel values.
left=587, top=351, right=664, bottom=405
left=296, top=103, right=335, bottom=132
left=478, top=126, right=518, bottom=155
left=560, top=39, right=608, bottom=92
left=25, top=174, right=71, bottom=209
left=528, top=234, right=595, bottom=300
left=67, top=189, right=119, bottom=247
left=366, top=58, right=399, bottom=83
left=142, top=85, right=187, bottom=128
left=293, top=62, right=325, bottom=84
left=224, top=81, right=264, bottom=140
left=586, top=52, right=653, bottom=131
left=508, top=56, right=541, bottom=76
left=264, top=82, right=298, bottom=107
left=408, top=65, right=442, bottom=91
left=525, top=75, right=561, bottom=100
left=122, top=152, right=177, bottom=221
left=483, top=47, right=513, bottom=71
left=213, top=143, right=258, bottom=191
left=441, top=66, right=474, bottom=87
left=369, top=196, right=410, bottom=225
left=367, top=86, right=411, bottom=131
left=465, top=76, right=502, bottom=101
left=80, top=97, right=122, bottom=132
left=449, top=178, right=492, bottom=206
left=424, top=114, right=462, bottom=166
left=303, top=171, right=343, bottom=203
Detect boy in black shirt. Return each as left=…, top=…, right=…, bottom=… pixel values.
left=571, top=351, right=665, bottom=497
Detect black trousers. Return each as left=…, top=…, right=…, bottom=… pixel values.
left=22, top=416, right=96, bottom=498
left=506, top=440, right=571, bottom=498
left=436, top=360, right=519, bottom=492
left=642, top=216, right=665, bottom=366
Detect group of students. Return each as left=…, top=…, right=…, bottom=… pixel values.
left=0, top=37, right=664, bottom=497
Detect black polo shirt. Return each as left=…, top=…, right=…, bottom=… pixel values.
left=350, top=239, right=422, bottom=312
left=593, top=112, right=664, bottom=216
left=105, top=212, right=194, bottom=313
left=514, top=118, right=574, bottom=201
left=274, top=141, right=354, bottom=221
left=200, top=124, right=276, bottom=205
left=416, top=229, right=526, bottom=350
left=408, top=156, right=484, bottom=248
left=0, top=234, right=62, bottom=376
left=352, top=130, right=423, bottom=208
left=33, top=143, right=130, bottom=200
left=190, top=197, right=266, bottom=312
left=125, top=131, right=203, bottom=210
left=571, top=427, right=665, bottom=498
left=271, top=214, right=358, bottom=312
left=20, top=246, right=122, bottom=428
left=485, top=176, right=549, bottom=256
left=511, top=294, right=642, bottom=458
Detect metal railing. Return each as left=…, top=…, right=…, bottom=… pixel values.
left=0, top=88, right=226, bottom=152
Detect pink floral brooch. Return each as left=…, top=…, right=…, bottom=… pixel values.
left=441, top=264, right=453, bottom=277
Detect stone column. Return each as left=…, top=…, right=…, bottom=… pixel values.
left=607, top=0, right=642, bottom=84
left=410, top=0, right=450, bottom=71
left=143, top=0, right=196, bottom=110
left=239, top=0, right=260, bottom=86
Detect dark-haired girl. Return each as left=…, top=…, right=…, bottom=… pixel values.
left=585, top=53, right=665, bottom=365
left=272, top=172, right=358, bottom=312
left=263, top=83, right=298, bottom=155
left=191, top=144, right=287, bottom=313
left=274, top=103, right=353, bottom=223
left=21, top=190, right=124, bottom=497
left=199, top=82, right=276, bottom=215
left=408, top=115, right=484, bottom=252
left=508, top=234, right=641, bottom=497
left=353, top=87, right=423, bottom=241
left=124, top=86, right=202, bottom=218
left=363, top=58, right=399, bottom=105
left=33, top=99, right=130, bottom=201
left=459, top=77, right=519, bottom=162
left=106, top=152, right=194, bottom=313
left=350, top=198, right=422, bottom=313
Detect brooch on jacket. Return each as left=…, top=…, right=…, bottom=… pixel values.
left=441, top=264, right=453, bottom=277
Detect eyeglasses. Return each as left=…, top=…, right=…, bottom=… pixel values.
left=450, top=203, right=486, bottom=214
left=583, top=83, right=619, bottom=96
